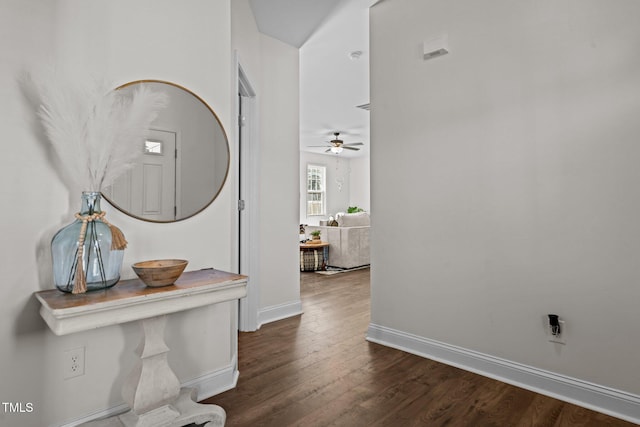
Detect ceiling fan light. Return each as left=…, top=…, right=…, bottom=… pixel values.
left=330, top=146, right=343, bottom=154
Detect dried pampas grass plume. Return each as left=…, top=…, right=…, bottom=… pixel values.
left=33, top=70, right=168, bottom=192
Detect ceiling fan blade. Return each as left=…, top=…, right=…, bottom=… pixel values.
left=325, top=148, right=332, bottom=153
left=308, top=145, right=330, bottom=147
left=343, top=146, right=360, bottom=151
left=343, top=142, right=364, bottom=146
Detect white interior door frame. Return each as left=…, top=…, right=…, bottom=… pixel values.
left=234, top=52, right=260, bottom=332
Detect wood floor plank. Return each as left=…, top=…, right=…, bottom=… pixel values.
left=515, top=394, right=564, bottom=427
left=203, top=269, right=635, bottom=427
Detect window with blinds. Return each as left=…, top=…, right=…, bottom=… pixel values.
left=307, top=164, right=326, bottom=216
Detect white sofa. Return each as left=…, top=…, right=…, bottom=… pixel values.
left=306, top=212, right=370, bottom=269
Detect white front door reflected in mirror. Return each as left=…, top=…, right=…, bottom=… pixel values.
left=104, top=129, right=177, bottom=221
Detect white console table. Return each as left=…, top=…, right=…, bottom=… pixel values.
left=35, top=268, right=247, bottom=427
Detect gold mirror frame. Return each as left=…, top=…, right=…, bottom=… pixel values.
left=103, top=80, right=230, bottom=223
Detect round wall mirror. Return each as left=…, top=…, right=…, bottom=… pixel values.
left=102, top=80, right=230, bottom=222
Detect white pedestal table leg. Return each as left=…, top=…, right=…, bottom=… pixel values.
left=81, top=314, right=226, bottom=427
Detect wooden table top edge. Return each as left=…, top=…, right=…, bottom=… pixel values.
left=300, top=241, right=330, bottom=248
left=35, top=268, right=248, bottom=314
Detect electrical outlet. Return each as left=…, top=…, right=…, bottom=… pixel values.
left=548, top=320, right=566, bottom=345
left=63, top=347, right=85, bottom=379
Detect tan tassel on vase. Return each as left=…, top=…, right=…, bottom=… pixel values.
left=72, top=219, right=89, bottom=294
left=73, top=258, right=87, bottom=294
left=100, top=216, right=128, bottom=250
left=108, top=224, right=127, bottom=250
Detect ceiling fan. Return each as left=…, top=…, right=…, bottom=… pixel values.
left=309, top=132, right=364, bottom=154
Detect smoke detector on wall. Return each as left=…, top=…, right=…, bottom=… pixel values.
left=423, top=34, right=449, bottom=60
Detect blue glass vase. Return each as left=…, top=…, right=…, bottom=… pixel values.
left=51, top=192, right=124, bottom=293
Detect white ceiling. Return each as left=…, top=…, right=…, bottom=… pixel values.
left=249, top=0, right=372, bottom=158
left=248, top=0, right=344, bottom=48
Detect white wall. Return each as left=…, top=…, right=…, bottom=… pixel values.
left=258, top=34, right=301, bottom=313
left=369, top=0, right=640, bottom=406
left=1, top=1, right=235, bottom=425
left=299, top=152, right=352, bottom=226
left=349, top=156, right=370, bottom=212
left=0, top=1, right=58, bottom=425
left=231, top=0, right=262, bottom=82
left=232, top=0, right=302, bottom=322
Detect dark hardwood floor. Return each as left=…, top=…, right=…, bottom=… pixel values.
left=204, top=269, right=634, bottom=426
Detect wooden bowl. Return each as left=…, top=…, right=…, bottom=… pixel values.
left=131, top=259, right=189, bottom=287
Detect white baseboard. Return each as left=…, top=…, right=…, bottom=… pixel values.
left=366, top=323, right=640, bottom=425
left=182, top=362, right=239, bottom=401
left=55, top=363, right=238, bottom=427
left=257, top=300, right=303, bottom=328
